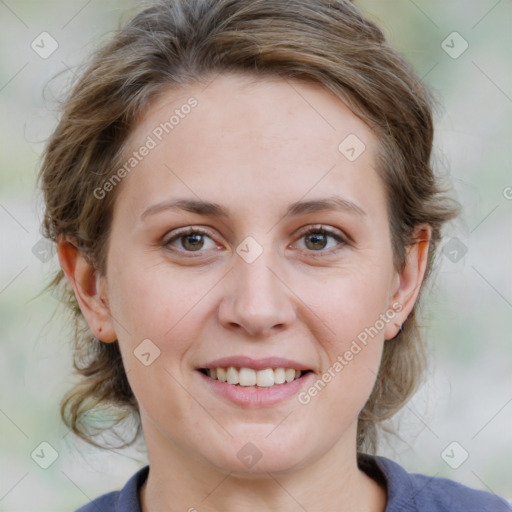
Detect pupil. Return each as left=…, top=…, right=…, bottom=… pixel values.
left=183, top=234, right=203, bottom=251
left=306, top=233, right=326, bottom=250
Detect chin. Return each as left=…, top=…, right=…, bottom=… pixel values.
left=221, top=454, right=307, bottom=478
left=205, top=429, right=310, bottom=476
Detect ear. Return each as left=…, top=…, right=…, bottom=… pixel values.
left=56, top=237, right=117, bottom=343
left=384, top=224, right=431, bottom=340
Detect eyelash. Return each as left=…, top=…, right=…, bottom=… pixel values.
left=163, top=225, right=348, bottom=257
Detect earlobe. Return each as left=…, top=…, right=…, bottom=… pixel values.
left=56, top=237, right=117, bottom=343
left=384, top=224, right=431, bottom=340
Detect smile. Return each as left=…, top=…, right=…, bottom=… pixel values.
left=199, top=367, right=312, bottom=388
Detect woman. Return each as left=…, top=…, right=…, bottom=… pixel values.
left=37, top=0, right=510, bottom=510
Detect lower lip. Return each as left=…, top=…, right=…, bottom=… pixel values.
left=197, top=370, right=315, bottom=408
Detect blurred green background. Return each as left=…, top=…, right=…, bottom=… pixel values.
left=0, top=0, right=510, bottom=509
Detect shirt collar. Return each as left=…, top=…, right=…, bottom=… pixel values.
left=116, top=465, right=148, bottom=511
left=359, top=453, right=418, bottom=511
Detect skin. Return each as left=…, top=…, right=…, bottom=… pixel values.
left=58, top=73, right=431, bottom=511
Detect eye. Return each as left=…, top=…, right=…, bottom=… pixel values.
left=163, top=225, right=348, bottom=256
left=164, top=227, right=219, bottom=253
left=293, top=225, right=347, bottom=254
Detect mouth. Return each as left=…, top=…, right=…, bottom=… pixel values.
left=198, top=367, right=313, bottom=388
left=195, top=356, right=315, bottom=406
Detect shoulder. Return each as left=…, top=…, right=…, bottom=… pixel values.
left=74, top=466, right=149, bottom=512
left=361, top=454, right=511, bottom=512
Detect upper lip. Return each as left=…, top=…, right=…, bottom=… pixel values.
left=198, top=356, right=312, bottom=371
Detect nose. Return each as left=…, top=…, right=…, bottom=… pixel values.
left=217, top=248, right=296, bottom=339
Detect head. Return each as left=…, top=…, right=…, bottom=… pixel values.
left=38, top=0, right=458, bottom=470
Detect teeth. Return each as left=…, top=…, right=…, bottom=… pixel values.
left=239, top=367, right=257, bottom=386
left=226, top=366, right=239, bottom=385
left=274, top=367, right=286, bottom=384
left=286, top=368, right=296, bottom=383
left=256, top=368, right=274, bottom=387
left=216, top=367, right=226, bottom=382
left=205, top=367, right=306, bottom=387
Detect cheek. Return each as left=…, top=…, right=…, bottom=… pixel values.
left=298, top=313, right=385, bottom=431
left=107, top=250, right=211, bottom=343
left=290, top=263, right=392, bottom=409
left=292, top=263, right=394, bottom=346
left=106, top=259, right=207, bottom=420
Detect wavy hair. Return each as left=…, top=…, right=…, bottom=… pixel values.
left=38, top=0, right=459, bottom=452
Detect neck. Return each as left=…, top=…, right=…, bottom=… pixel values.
left=139, top=423, right=386, bottom=512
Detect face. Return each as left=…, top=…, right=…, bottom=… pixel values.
left=73, top=73, right=420, bottom=476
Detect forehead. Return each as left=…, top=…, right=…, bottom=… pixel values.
left=114, top=73, right=385, bottom=223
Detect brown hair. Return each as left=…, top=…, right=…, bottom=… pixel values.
left=38, top=0, right=459, bottom=452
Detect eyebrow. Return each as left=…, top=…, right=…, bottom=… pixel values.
left=140, top=195, right=366, bottom=221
